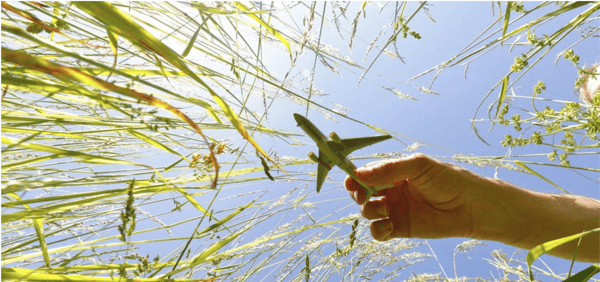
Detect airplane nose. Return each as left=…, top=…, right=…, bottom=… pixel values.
left=293, top=113, right=304, bottom=126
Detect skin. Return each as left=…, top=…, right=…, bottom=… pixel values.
left=345, top=153, right=600, bottom=262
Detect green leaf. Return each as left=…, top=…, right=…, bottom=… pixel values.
left=527, top=228, right=600, bottom=281
left=1, top=267, right=203, bottom=281
left=197, top=201, right=255, bottom=237
left=161, top=226, right=251, bottom=277
left=233, top=1, right=292, bottom=61
left=514, top=160, right=569, bottom=194
left=6, top=193, right=50, bottom=268
left=501, top=2, right=512, bottom=44
left=495, top=75, right=509, bottom=119
left=182, top=25, right=201, bottom=58
left=1, top=136, right=140, bottom=166
left=172, top=186, right=219, bottom=223
left=107, top=28, right=118, bottom=67
left=152, top=52, right=170, bottom=83
left=127, top=129, right=189, bottom=163
left=73, top=2, right=280, bottom=172
left=256, top=152, right=274, bottom=181
left=563, top=264, right=600, bottom=282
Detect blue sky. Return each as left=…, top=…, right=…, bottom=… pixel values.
left=248, top=2, right=599, bottom=280
left=3, top=2, right=597, bottom=280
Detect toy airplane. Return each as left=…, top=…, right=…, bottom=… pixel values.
left=294, top=113, right=392, bottom=202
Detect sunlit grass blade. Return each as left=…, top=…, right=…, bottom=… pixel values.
left=1, top=136, right=140, bottom=167
left=127, top=129, right=190, bottom=163
left=107, top=28, right=118, bottom=68
left=152, top=52, right=171, bottom=83
left=514, top=160, right=569, bottom=194
left=1, top=2, right=60, bottom=34
left=6, top=193, right=50, bottom=268
left=233, top=2, right=292, bottom=61
left=562, top=264, right=600, bottom=282
left=495, top=75, right=509, bottom=119
left=526, top=228, right=600, bottom=281
left=172, top=186, right=220, bottom=223
left=162, top=226, right=251, bottom=277
left=197, top=201, right=254, bottom=237
left=0, top=267, right=213, bottom=281
left=2, top=47, right=218, bottom=186
left=182, top=25, right=201, bottom=58
left=501, top=2, right=512, bottom=44
left=447, top=1, right=595, bottom=68
left=50, top=2, right=59, bottom=41
left=73, top=2, right=278, bottom=172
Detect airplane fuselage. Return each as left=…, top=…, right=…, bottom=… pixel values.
left=294, top=113, right=378, bottom=196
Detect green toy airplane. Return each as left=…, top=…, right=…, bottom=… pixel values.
left=294, top=113, right=392, bottom=202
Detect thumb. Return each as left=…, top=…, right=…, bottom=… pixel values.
left=355, top=153, right=435, bottom=188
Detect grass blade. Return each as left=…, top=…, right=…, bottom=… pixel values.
left=1, top=136, right=140, bottom=167
left=6, top=193, right=50, bottom=268
left=501, top=2, right=512, bottom=44
left=127, top=129, right=190, bottom=163
left=563, top=264, right=600, bottom=282
left=107, top=28, right=118, bottom=68
left=2, top=47, right=217, bottom=184
left=1, top=267, right=211, bottom=281
left=73, top=2, right=279, bottom=173
left=182, top=25, right=201, bottom=58
left=494, top=75, right=509, bottom=119
left=527, top=228, right=600, bottom=281
left=514, top=160, right=569, bottom=194
left=233, top=2, right=292, bottom=61
left=161, top=226, right=251, bottom=278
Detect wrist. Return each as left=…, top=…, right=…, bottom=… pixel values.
left=469, top=178, right=535, bottom=246
left=470, top=178, right=600, bottom=262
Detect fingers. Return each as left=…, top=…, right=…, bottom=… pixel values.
left=355, top=153, right=436, bottom=187
left=369, top=201, right=410, bottom=241
left=368, top=182, right=410, bottom=241
left=370, top=219, right=394, bottom=241
left=348, top=190, right=367, bottom=205
left=360, top=198, right=388, bottom=220
left=344, top=175, right=361, bottom=192
left=346, top=176, right=379, bottom=205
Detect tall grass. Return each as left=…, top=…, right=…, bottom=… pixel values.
left=2, top=1, right=598, bottom=281
left=1, top=2, right=427, bottom=281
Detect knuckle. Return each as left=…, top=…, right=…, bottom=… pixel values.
left=408, top=153, right=434, bottom=178
left=410, top=153, right=430, bottom=166
left=380, top=162, right=396, bottom=176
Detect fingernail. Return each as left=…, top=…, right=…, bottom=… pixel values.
left=376, top=205, right=388, bottom=217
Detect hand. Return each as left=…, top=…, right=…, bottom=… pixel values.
left=346, top=154, right=600, bottom=262
left=345, top=154, right=490, bottom=241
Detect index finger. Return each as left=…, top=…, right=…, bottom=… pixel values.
left=344, top=175, right=362, bottom=192
left=355, top=154, right=436, bottom=188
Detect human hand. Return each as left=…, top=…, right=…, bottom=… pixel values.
left=345, top=154, right=490, bottom=241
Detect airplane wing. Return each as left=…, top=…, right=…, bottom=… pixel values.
left=316, top=150, right=332, bottom=193
left=341, top=135, right=392, bottom=157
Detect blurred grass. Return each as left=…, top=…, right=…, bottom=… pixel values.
left=2, top=1, right=598, bottom=281
left=2, top=2, right=425, bottom=280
